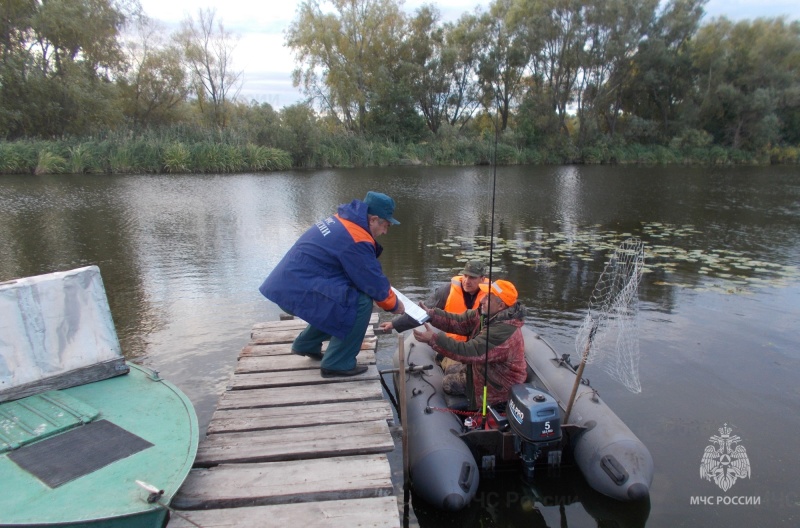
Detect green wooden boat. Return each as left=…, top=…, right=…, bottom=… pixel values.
left=0, top=267, right=199, bottom=527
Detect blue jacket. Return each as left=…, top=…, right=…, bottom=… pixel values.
left=259, top=199, right=399, bottom=339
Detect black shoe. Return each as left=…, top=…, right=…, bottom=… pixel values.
left=320, top=365, right=368, bottom=378
left=292, top=349, right=323, bottom=361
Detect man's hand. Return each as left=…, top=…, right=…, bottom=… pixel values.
left=394, top=299, right=405, bottom=315
left=418, top=302, right=435, bottom=318
left=413, top=323, right=437, bottom=343
left=378, top=321, right=394, bottom=332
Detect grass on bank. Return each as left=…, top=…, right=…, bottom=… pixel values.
left=1, top=136, right=798, bottom=175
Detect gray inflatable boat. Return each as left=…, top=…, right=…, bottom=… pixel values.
left=393, top=325, right=653, bottom=510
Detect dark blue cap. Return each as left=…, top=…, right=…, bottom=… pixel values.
left=364, top=191, right=400, bottom=225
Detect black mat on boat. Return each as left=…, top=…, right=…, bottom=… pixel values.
left=7, top=419, right=153, bottom=488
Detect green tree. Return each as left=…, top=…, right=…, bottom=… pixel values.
left=510, top=0, right=588, bottom=137
left=692, top=17, right=800, bottom=150
left=623, top=0, right=706, bottom=142
left=578, top=0, right=658, bottom=143
left=0, top=0, right=128, bottom=138
left=477, top=0, right=528, bottom=131
left=286, top=0, right=406, bottom=134
left=120, top=16, right=189, bottom=127
left=177, top=8, right=242, bottom=129
left=405, top=6, right=481, bottom=134
left=279, top=103, right=321, bottom=166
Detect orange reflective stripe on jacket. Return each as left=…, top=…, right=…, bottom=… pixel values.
left=336, top=213, right=397, bottom=312
left=443, top=275, right=488, bottom=341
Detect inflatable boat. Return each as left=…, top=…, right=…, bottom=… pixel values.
left=393, top=325, right=653, bottom=510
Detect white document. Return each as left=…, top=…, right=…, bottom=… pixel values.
left=391, top=287, right=430, bottom=325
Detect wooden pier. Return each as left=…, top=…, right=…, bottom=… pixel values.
left=168, top=314, right=400, bottom=527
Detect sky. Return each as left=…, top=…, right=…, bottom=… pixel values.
left=136, top=0, right=800, bottom=109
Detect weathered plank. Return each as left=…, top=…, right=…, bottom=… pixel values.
left=219, top=374, right=384, bottom=406
left=235, top=350, right=376, bottom=374
left=168, top=497, right=400, bottom=528
left=248, top=329, right=303, bottom=345
left=173, top=454, right=394, bottom=510
left=207, top=400, right=393, bottom=434
left=249, top=329, right=378, bottom=345
left=195, top=421, right=393, bottom=467
left=229, top=364, right=380, bottom=389
left=170, top=313, right=399, bottom=526
left=250, top=313, right=379, bottom=332
left=240, top=338, right=376, bottom=358
left=251, top=319, right=313, bottom=332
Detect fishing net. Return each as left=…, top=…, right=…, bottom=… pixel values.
left=574, top=238, right=645, bottom=393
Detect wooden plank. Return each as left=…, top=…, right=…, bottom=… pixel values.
left=240, top=338, right=376, bottom=358
left=250, top=313, right=379, bottom=332
left=229, top=364, right=382, bottom=390
left=249, top=329, right=302, bottom=345
left=239, top=342, right=293, bottom=357
left=250, top=329, right=378, bottom=344
left=217, top=376, right=383, bottom=409
left=251, top=319, right=311, bottom=332
left=195, top=421, right=393, bottom=467
left=235, top=350, right=376, bottom=374
left=0, top=358, right=129, bottom=403
left=207, top=400, right=393, bottom=434
left=168, top=497, right=400, bottom=528
left=173, top=454, right=394, bottom=510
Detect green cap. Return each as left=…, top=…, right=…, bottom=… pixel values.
left=364, top=191, right=400, bottom=225
left=462, top=260, right=486, bottom=277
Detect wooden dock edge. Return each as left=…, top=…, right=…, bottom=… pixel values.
left=168, top=313, right=401, bottom=527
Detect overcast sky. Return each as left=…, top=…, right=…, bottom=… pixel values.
left=136, top=0, right=800, bottom=108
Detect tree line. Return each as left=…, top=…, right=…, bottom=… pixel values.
left=1, top=0, right=799, bottom=172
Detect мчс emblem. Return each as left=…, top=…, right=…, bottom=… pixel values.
left=700, top=423, right=751, bottom=492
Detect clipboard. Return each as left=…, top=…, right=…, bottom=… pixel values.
left=391, top=287, right=430, bottom=325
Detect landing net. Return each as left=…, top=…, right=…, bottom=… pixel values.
left=575, top=237, right=645, bottom=393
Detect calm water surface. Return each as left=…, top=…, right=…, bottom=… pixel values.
left=1, top=166, right=798, bottom=527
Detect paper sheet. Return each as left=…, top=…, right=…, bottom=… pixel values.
left=391, top=287, right=430, bottom=325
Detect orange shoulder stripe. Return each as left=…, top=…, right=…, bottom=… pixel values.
left=336, top=214, right=375, bottom=245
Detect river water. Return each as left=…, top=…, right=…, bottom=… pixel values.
left=1, top=166, right=798, bottom=527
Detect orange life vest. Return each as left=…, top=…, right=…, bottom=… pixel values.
left=443, top=275, right=489, bottom=341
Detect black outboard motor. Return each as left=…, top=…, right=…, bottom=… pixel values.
left=507, top=384, right=562, bottom=479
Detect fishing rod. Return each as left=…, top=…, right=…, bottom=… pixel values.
left=481, top=108, right=500, bottom=423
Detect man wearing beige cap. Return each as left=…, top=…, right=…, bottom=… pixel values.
left=413, top=279, right=527, bottom=409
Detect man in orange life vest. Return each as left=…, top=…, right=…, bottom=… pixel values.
left=379, top=259, right=488, bottom=337
left=379, top=260, right=488, bottom=389
left=413, top=279, right=527, bottom=409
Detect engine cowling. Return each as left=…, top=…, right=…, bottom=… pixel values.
left=507, top=384, right=562, bottom=478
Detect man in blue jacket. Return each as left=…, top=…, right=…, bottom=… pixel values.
left=260, top=191, right=405, bottom=377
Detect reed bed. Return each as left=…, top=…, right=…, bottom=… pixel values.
left=1, top=135, right=794, bottom=175
left=0, top=139, right=292, bottom=175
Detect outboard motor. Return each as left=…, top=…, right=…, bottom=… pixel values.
left=507, top=384, right=562, bottom=479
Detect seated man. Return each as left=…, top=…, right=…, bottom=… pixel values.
left=412, top=279, right=527, bottom=409
left=379, top=259, right=488, bottom=336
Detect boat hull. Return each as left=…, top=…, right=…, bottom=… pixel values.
left=0, top=364, right=199, bottom=527
left=522, top=327, right=653, bottom=501
left=394, top=327, right=653, bottom=508
left=393, top=342, right=479, bottom=511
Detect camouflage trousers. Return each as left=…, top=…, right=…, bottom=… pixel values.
left=442, top=362, right=467, bottom=397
